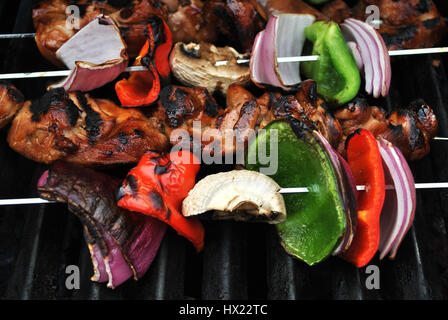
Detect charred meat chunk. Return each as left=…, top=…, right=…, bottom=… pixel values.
left=32, top=0, right=167, bottom=66
left=8, top=89, right=169, bottom=166
left=323, top=0, right=447, bottom=50
left=334, top=97, right=438, bottom=160
left=0, top=82, right=25, bottom=129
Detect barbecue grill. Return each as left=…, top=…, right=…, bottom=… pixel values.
left=1, top=0, right=448, bottom=300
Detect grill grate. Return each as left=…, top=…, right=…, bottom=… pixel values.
left=0, top=0, right=448, bottom=300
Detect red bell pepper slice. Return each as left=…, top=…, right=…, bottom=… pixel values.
left=340, top=129, right=386, bottom=267
left=150, top=16, right=172, bottom=78
left=116, top=151, right=204, bottom=251
left=115, top=15, right=172, bottom=107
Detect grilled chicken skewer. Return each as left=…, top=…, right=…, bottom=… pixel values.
left=0, top=79, right=440, bottom=164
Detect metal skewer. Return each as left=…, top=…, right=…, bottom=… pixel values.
left=1, top=182, right=448, bottom=206
left=0, top=47, right=446, bottom=80
left=214, top=47, right=448, bottom=66
left=279, top=182, right=448, bottom=194
left=0, top=65, right=147, bottom=80
left=0, top=33, right=36, bottom=39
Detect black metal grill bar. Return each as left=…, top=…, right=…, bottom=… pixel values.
left=201, top=222, right=248, bottom=299
left=0, top=0, right=447, bottom=300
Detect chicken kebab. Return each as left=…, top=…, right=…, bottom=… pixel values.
left=252, top=0, right=447, bottom=50
left=32, top=0, right=265, bottom=67
left=1, top=0, right=441, bottom=167
left=0, top=78, right=438, bottom=165
left=0, top=0, right=446, bottom=288
left=32, top=0, right=447, bottom=68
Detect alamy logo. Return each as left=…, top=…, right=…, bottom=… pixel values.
left=65, top=265, right=80, bottom=290
left=168, top=121, right=279, bottom=175
left=366, top=5, right=381, bottom=29
left=365, top=265, right=380, bottom=290
left=65, top=5, right=80, bottom=30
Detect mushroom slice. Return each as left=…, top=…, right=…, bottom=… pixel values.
left=169, top=42, right=250, bottom=95
left=182, top=170, right=286, bottom=223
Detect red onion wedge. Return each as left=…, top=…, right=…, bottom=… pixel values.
left=346, top=41, right=364, bottom=71
left=341, top=18, right=391, bottom=98
left=37, top=162, right=166, bottom=289
left=250, top=17, right=286, bottom=90
left=313, top=130, right=358, bottom=255
left=275, top=14, right=316, bottom=86
left=250, top=14, right=315, bottom=90
left=49, top=16, right=128, bottom=92
left=377, top=138, right=416, bottom=260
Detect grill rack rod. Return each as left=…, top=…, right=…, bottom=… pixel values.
left=1, top=182, right=448, bottom=206
left=0, top=47, right=447, bottom=80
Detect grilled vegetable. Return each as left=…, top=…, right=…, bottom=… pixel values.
left=340, top=18, right=391, bottom=98
left=182, top=170, right=287, bottom=223
left=250, top=14, right=315, bottom=89
left=246, top=118, right=353, bottom=265
left=313, top=130, right=358, bottom=255
left=340, top=129, right=386, bottom=267
left=169, top=42, right=250, bottom=95
left=37, top=161, right=167, bottom=289
left=49, top=16, right=128, bottom=92
left=117, top=151, right=205, bottom=251
left=377, top=138, right=417, bottom=260
left=115, top=15, right=172, bottom=107
left=302, top=21, right=361, bottom=106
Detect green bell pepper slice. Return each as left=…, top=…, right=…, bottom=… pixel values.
left=302, top=21, right=361, bottom=107
left=246, top=118, right=347, bottom=265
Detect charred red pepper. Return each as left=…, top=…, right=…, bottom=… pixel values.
left=115, top=15, right=172, bottom=107
left=340, top=129, right=386, bottom=267
left=116, top=150, right=204, bottom=251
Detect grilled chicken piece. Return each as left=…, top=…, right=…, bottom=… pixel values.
left=208, top=0, right=265, bottom=52
left=8, top=88, right=169, bottom=166
left=0, top=82, right=24, bottom=129
left=165, top=0, right=264, bottom=53
left=334, top=97, right=438, bottom=160
left=164, top=0, right=218, bottom=44
left=156, top=80, right=343, bottom=155
left=333, top=97, right=389, bottom=138
left=32, top=0, right=166, bottom=66
left=153, top=85, right=222, bottom=150
left=250, top=0, right=326, bottom=20
left=355, top=0, right=446, bottom=49
left=321, top=0, right=353, bottom=24
left=323, top=0, right=447, bottom=50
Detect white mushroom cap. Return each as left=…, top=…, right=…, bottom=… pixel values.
left=169, top=42, right=250, bottom=95
left=182, top=170, right=286, bottom=224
